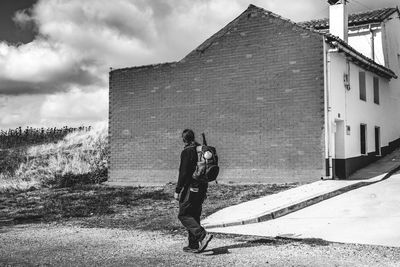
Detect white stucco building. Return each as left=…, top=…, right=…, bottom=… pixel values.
left=302, top=2, right=400, bottom=178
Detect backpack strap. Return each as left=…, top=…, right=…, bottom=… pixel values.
left=183, top=142, right=197, bottom=150
left=196, top=145, right=203, bottom=162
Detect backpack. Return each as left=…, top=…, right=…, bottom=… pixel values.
left=192, top=133, right=220, bottom=183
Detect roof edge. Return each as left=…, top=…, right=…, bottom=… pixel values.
left=110, top=61, right=178, bottom=74
left=182, top=4, right=322, bottom=61
left=181, top=5, right=252, bottom=60
left=325, top=34, right=397, bottom=79
left=300, top=7, right=399, bottom=30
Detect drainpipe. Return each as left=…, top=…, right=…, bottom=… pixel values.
left=369, top=24, right=375, bottom=60
left=323, top=38, right=338, bottom=180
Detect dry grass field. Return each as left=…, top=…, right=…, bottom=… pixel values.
left=0, top=124, right=108, bottom=191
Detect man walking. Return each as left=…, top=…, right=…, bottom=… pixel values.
left=174, top=129, right=213, bottom=253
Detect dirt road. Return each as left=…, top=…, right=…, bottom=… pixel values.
left=1, top=223, right=399, bottom=266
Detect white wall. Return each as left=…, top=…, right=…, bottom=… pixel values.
left=382, top=12, right=400, bottom=108
left=327, top=52, right=346, bottom=159
left=328, top=51, right=399, bottom=159
left=382, top=12, right=400, bottom=146
left=323, top=11, right=400, bottom=167
left=348, top=29, right=385, bottom=65
left=382, top=13, right=400, bottom=74
left=344, top=63, right=394, bottom=158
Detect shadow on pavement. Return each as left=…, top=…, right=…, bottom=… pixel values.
left=348, top=148, right=400, bottom=180
left=204, top=237, right=331, bottom=256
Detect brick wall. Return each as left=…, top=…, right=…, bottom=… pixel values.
left=109, top=6, right=326, bottom=185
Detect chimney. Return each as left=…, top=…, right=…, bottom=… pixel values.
left=328, top=0, right=348, bottom=42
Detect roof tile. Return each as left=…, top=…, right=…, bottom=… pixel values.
left=299, top=7, right=399, bottom=29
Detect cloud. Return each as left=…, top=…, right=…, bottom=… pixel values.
left=0, top=94, right=46, bottom=128
left=0, top=0, right=153, bottom=96
left=39, top=87, right=108, bottom=126
left=0, top=0, right=249, bottom=128
left=0, top=0, right=242, bottom=97
left=0, top=88, right=107, bottom=129
left=12, top=8, right=35, bottom=30
left=0, top=40, right=102, bottom=95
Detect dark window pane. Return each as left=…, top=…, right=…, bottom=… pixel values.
left=360, top=124, right=366, bottom=155
left=373, top=77, right=379, bottom=104
left=359, top=72, right=366, bottom=101
left=375, top=127, right=380, bottom=155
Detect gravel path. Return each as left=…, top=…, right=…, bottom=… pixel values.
left=1, top=223, right=399, bottom=266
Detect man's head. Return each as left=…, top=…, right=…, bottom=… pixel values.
left=182, top=129, right=195, bottom=144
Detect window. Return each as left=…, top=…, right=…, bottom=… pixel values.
left=359, top=72, right=366, bottom=101
left=360, top=124, right=367, bottom=155
left=398, top=54, right=400, bottom=69
left=375, top=126, right=381, bottom=156
left=373, top=77, right=379, bottom=104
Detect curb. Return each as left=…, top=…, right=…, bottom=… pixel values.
left=380, top=163, right=400, bottom=181
left=0, top=218, right=14, bottom=226
left=204, top=163, right=400, bottom=230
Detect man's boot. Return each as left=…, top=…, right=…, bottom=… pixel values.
left=197, top=233, right=213, bottom=253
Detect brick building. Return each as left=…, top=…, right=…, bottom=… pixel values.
left=109, top=3, right=400, bottom=185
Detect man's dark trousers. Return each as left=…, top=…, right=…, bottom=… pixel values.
left=178, top=186, right=207, bottom=247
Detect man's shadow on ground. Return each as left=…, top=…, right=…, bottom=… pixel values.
left=202, top=237, right=331, bottom=256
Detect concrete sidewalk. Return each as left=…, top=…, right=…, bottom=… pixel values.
left=207, top=173, right=400, bottom=247
left=203, top=148, right=400, bottom=230
left=202, top=176, right=383, bottom=229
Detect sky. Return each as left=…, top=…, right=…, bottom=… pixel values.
left=0, top=0, right=399, bottom=130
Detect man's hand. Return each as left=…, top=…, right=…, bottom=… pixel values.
left=174, top=192, right=180, bottom=201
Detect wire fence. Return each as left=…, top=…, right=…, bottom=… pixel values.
left=0, top=126, right=92, bottom=149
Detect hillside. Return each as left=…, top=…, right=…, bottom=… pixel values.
left=0, top=124, right=108, bottom=191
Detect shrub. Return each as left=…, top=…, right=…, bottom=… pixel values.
left=0, top=149, right=27, bottom=177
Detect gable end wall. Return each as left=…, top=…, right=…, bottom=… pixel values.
left=109, top=10, right=326, bottom=185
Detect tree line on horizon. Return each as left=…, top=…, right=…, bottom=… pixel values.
left=0, top=126, right=92, bottom=149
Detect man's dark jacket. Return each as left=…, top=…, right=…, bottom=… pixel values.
left=175, top=142, right=199, bottom=194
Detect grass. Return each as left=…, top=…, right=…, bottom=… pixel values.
left=0, top=183, right=298, bottom=233
left=0, top=123, right=108, bottom=191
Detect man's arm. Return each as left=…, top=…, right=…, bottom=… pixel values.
left=175, top=149, right=192, bottom=194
